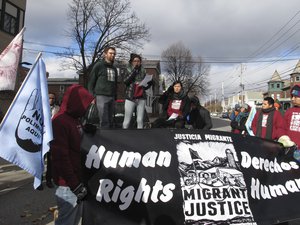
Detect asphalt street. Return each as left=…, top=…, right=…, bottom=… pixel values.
left=0, top=117, right=299, bottom=225
left=0, top=161, right=56, bottom=225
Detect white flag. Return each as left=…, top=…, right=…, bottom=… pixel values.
left=0, top=28, right=25, bottom=91
left=245, top=106, right=257, bottom=136
left=0, top=53, right=53, bottom=189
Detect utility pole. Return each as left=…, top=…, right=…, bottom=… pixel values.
left=240, top=64, right=245, bottom=104
left=221, top=82, right=225, bottom=112
left=214, top=90, right=217, bottom=113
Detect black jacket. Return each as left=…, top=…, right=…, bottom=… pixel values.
left=189, top=106, right=212, bottom=129
left=159, top=89, right=190, bottom=120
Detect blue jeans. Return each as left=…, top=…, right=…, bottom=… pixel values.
left=55, top=186, right=82, bottom=225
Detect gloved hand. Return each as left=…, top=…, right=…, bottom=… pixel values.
left=278, top=135, right=297, bottom=156
left=83, top=123, right=97, bottom=135
left=278, top=135, right=296, bottom=148
left=72, top=183, right=88, bottom=203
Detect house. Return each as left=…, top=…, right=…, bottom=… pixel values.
left=264, top=60, right=300, bottom=110
left=48, top=77, right=79, bottom=104
left=226, top=91, right=263, bottom=109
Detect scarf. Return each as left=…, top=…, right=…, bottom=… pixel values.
left=256, top=107, right=275, bottom=140
left=172, top=90, right=185, bottom=100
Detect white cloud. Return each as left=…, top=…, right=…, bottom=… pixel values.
left=23, top=0, right=300, bottom=97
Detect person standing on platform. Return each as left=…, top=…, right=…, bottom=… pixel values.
left=122, top=53, right=152, bottom=129
left=88, top=46, right=118, bottom=128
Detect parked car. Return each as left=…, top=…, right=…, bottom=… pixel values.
left=210, top=112, right=218, bottom=117
left=220, top=112, right=229, bottom=119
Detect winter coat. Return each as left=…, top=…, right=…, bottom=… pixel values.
left=160, top=90, right=190, bottom=120
left=88, top=60, right=118, bottom=97
left=123, top=65, right=152, bottom=100
left=251, top=108, right=285, bottom=140
left=230, top=111, right=249, bottom=134
left=284, top=106, right=300, bottom=147
left=51, top=85, right=94, bottom=190
left=188, top=106, right=212, bottom=130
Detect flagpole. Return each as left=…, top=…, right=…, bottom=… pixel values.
left=0, top=52, right=43, bottom=129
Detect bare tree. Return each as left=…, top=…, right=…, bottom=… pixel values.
left=161, top=41, right=210, bottom=96
left=61, top=0, right=150, bottom=73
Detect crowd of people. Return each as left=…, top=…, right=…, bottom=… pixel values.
left=46, top=46, right=299, bottom=225
left=229, top=86, right=300, bottom=152
left=47, top=46, right=214, bottom=225
left=229, top=86, right=300, bottom=225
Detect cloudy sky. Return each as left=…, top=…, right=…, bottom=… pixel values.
left=23, top=0, right=300, bottom=99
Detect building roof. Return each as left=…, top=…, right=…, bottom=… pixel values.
left=48, top=78, right=79, bottom=85
left=269, top=70, right=282, bottom=82
left=291, top=60, right=300, bottom=74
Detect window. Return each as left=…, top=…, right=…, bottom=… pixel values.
left=60, top=85, right=65, bottom=92
left=4, top=13, right=16, bottom=34
left=271, top=84, right=274, bottom=88
left=296, top=76, right=300, bottom=81
left=276, top=84, right=280, bottom=88
left=0, top=1, right=24, bottom=35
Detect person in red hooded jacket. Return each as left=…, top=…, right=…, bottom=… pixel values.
left=50, top=84, right=94, bottom=225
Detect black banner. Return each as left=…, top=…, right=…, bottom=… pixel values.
left=80, top=129, right=300, bottom=225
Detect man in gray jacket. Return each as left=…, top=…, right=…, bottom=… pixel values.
left=88, top=47, right=118, bottom=128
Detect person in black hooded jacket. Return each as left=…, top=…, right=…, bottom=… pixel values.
left=152, top=80, right=190, bottom=128
left=187, top=96, right=212, bottom=130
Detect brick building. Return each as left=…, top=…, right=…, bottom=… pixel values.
left=0, top=0, right=27, bottom=113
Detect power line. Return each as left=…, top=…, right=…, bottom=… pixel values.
left=247, top=10, right=300, bottom=59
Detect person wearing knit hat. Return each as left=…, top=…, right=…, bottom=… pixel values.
left=291, top=84, right=300, bottom=98
left=251, top=96, right=285, bottom=140
left=230, top=103, right=250, bottom=135
left=283, top=85, right=300, bottom=148
left=229, top=104, right=241, bottom=121
left=122, top=53, right=152, bottom=129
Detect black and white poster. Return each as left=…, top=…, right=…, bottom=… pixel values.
left=175, top=132, right=256, bottom=224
